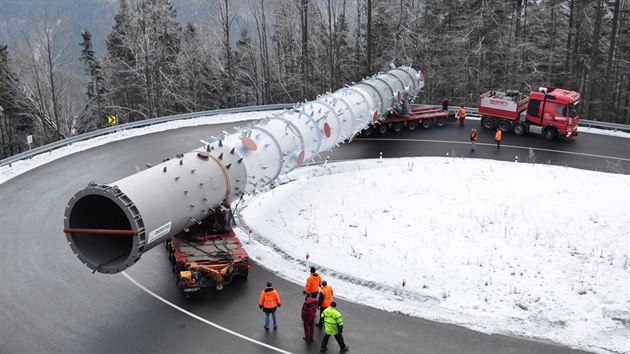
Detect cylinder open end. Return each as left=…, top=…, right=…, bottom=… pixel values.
left=64, top=186, right=144, bottom=274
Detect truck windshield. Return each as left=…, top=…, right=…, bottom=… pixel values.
left=569, top=101, right=580, bottom=117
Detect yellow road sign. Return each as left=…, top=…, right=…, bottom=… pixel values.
left=107, top=115, right=117, bottom=125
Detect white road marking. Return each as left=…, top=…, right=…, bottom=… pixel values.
left=360, top=138, right=630, bottom=162
left=121, top=271, right=292, bottom=354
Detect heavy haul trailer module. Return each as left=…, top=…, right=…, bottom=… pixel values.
left=363, top=105, right=456, bottom=134
left=165, top=206, right=251, bottom=295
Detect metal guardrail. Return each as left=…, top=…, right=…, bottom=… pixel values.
left=1, top=103, right=628, bottom=168
left=0, top=104, right=292, bottom=168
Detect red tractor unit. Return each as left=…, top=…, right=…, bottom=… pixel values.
left=165, top=206, right=251, bottom=295
left=478, top=88, right=580, bottom=141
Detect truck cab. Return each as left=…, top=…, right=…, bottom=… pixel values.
left=524, top=88, right=580, bottom=140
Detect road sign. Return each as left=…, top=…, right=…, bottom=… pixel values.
left=107, top=115, right=117, bottom=125
left=26, top=134, right=33, bottom=151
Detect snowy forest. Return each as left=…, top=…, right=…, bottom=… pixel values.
left=0, top=0, right=629, bottom=159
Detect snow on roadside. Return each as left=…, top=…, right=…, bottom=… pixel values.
left=0, top=111, right=278, bottom=185
left=237, top=157, right=630, bottom=354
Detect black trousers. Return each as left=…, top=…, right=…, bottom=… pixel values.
left=321, top=332, right=346, bottom=350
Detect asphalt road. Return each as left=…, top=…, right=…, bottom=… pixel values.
left=1, top=121, right=627, bottom=354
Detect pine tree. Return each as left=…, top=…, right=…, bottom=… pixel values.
left=0, top=45, right=33, bottom=158
left=234, top=27, right=258, bottom=106
left=80, top=30, right=107, bottom=132
left=106, top=0, right=145, bottom=121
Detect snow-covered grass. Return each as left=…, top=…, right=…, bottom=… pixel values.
left=1, top=112, right=628, bottom=353
left=237, top=157, right=630, bottom=354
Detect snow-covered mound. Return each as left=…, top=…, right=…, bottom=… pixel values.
left=239, top=157, right=630, bottom=354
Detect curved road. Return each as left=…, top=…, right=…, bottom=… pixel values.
left=1, top=122, right=627, bottom=353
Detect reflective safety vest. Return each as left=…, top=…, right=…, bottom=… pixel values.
left=458, top=107, right=466, bottom=118
left=319, top=285, right=333, bottom=307
left=259, top=287, right=281, bottom=309
left=470, top=130, right=477, bottom=141
left=321, top=306, right=344, bottom=335
left=495, top=130, right=502, bottom=141
left=304, top=273, right=321, bottom=293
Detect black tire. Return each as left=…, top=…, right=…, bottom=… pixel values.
left=407, top=120, right=418, bottom=130
left=392, top=122, right=403, bottom=132
left=543, top=127, right=557, bottom=141
left=421, top=119, right=432, bottom=129
left=482, top=117, right=496, bottom=129
left=377, top=124, right=388, bottom=134
left=362, top=127, right=372, bottom=136
left=513, top=122, right=526, bottom=136
left=498, top=119, right=511, bottom=132
left=436, top=117, right=446, bottom=127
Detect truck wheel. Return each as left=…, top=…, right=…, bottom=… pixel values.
left=543, top=127, right=557, bottom=141
left=421, top=119, right=432, bottom=129
left=513, top=123, right=526, bottom=136
left=482, top=117, right=496, bottom=129
left=361, top=127, right=372, bottom=136
left=407, top=120, right=418, bottom=130
left=392, top=122, right=403, bottom=132
left=436, top=117, right=446, bottom=127
left=498, top=119, right=511, bottom=132
left=377, top=124, right=388, bottom=134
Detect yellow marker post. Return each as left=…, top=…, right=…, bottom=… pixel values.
left=107, top=115, right=117, bottom=125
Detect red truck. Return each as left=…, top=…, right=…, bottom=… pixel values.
left=362, top=105, right=456, bottom=135
left=478, top=87, right=580, bottom=141
left=165, top=206, right=251, bottom=296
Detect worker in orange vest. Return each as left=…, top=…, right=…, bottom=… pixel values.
left=495, top=129, right=502, bottom=150
left=259, top=281, right=281, bottom=330
left=316, top=280, right=333, bottom=327
left=458, top=105, right=466, bottom=127
left=470, top=128, right=477, bottom=152
left=304, top=267, right=322, bottom=299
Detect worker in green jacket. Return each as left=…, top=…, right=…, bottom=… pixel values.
left=320, top=302, right=349, bottom=352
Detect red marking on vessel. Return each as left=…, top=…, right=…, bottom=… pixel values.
left=297, top=151, right=305, bottom=167
left=372, top=111, right=379, bottom=124
left=241, top=136, right=257, bottom=151
left=323, top=122, right=332, bottom=137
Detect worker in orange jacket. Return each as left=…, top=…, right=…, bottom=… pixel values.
left=458, top=105, right=466, bottom=127
left=495, top=129, right=502, bottom=150
left=316, top=280, right=333, bottom=327
left=259, top=281, right=281, bottom=330
left=470, top=128, right=477, bottom=152
left=304, top=267, right=321, bottom=299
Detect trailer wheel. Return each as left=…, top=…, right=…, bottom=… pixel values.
left=407, top=120, right=418, bottom=130
left=513, top=122, right=526, bottom=136
left=543, top=127, right=557, bottom=141
left=392, top=122, right=403, bottom=132
left=377, top=124, right=388, bottom=134
left=498, top=119, right=511, bottom=132
left=361, top=127, right=372, bottom=136
left=421, top=119, right=432, bottom=129
left=482, top=117, right=496, bottom=129
left=436, top=117, right=446, bottom=127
